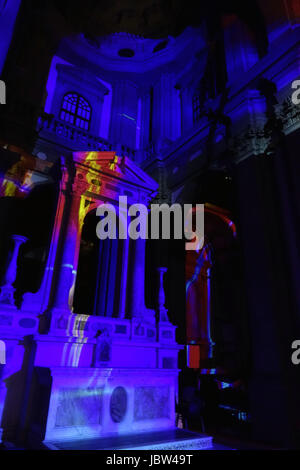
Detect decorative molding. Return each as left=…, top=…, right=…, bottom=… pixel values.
left=277, top=96, right=300, bottom=134
left=231, top=125, right=271, bottom=163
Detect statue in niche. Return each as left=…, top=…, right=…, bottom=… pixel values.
left=92, top=328, right=112, bottom=367
left=56, top=315, right=68, bottom=330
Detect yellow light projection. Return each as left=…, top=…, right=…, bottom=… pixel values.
left=77, top=151, right=120, bottom=231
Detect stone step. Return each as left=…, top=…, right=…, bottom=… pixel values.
left=45, top=429, right=214, bottom=451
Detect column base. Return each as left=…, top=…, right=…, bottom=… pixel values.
left=20, top=290, right=45, bottom=314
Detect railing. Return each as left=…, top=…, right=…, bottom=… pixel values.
left=38, top=117, right=137, bottom=159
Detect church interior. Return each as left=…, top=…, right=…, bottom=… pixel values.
left=0, top=0, right=300, bottom=451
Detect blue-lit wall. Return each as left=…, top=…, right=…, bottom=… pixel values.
left=0, top=0, right=21, bottom=75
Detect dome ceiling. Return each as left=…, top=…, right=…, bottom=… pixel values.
left=63, top=27, right=205, bottom=74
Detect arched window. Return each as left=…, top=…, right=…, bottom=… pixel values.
left=60, top=93, right=91, bottom=131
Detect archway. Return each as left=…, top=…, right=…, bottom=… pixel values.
left=0, top=181, right=58, bottom=306
left=73, top=209, right=125, bottom=317
left=185, top=204, right=241, bottom=372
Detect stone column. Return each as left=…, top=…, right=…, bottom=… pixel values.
left=109, top=80, right=138, bottom=150
left=51, top=186, right=83, bottom=315
left=118, top=236, right=130, bottom=319
left=0, top=234, right=27, bottom=306
left=47, top=156, right=93, bottom=323
left=140, top=89, right=151, bottom=150
left=129, top=238, right=155, bottom=323
left=152, top=73, right=181, bottom=144
left=0, top=340, right=5, bottom=365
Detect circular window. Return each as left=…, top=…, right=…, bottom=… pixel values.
left=110, top=387, right=128, bottom=423
left=118, top=48, right=135, bottom=58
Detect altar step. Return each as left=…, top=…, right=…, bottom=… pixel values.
left=45, top=429, right=214, bottom=450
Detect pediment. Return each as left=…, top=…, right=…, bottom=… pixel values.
left=73, top=151, right=158, bottom=194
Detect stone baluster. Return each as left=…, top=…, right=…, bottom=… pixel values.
left=0, top=234, right=28, bottom=306
left=157, top=267, right=169, bottom=323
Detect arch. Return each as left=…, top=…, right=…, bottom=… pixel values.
left=185, top=204, right=240, bottom=370
left=60, top=92, right=92, bottom=131
left=0, top=181, right=59, bottom=305
left=73, top=206, right=128, bottom=318
left=14, top=182, right=59, bottom=304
